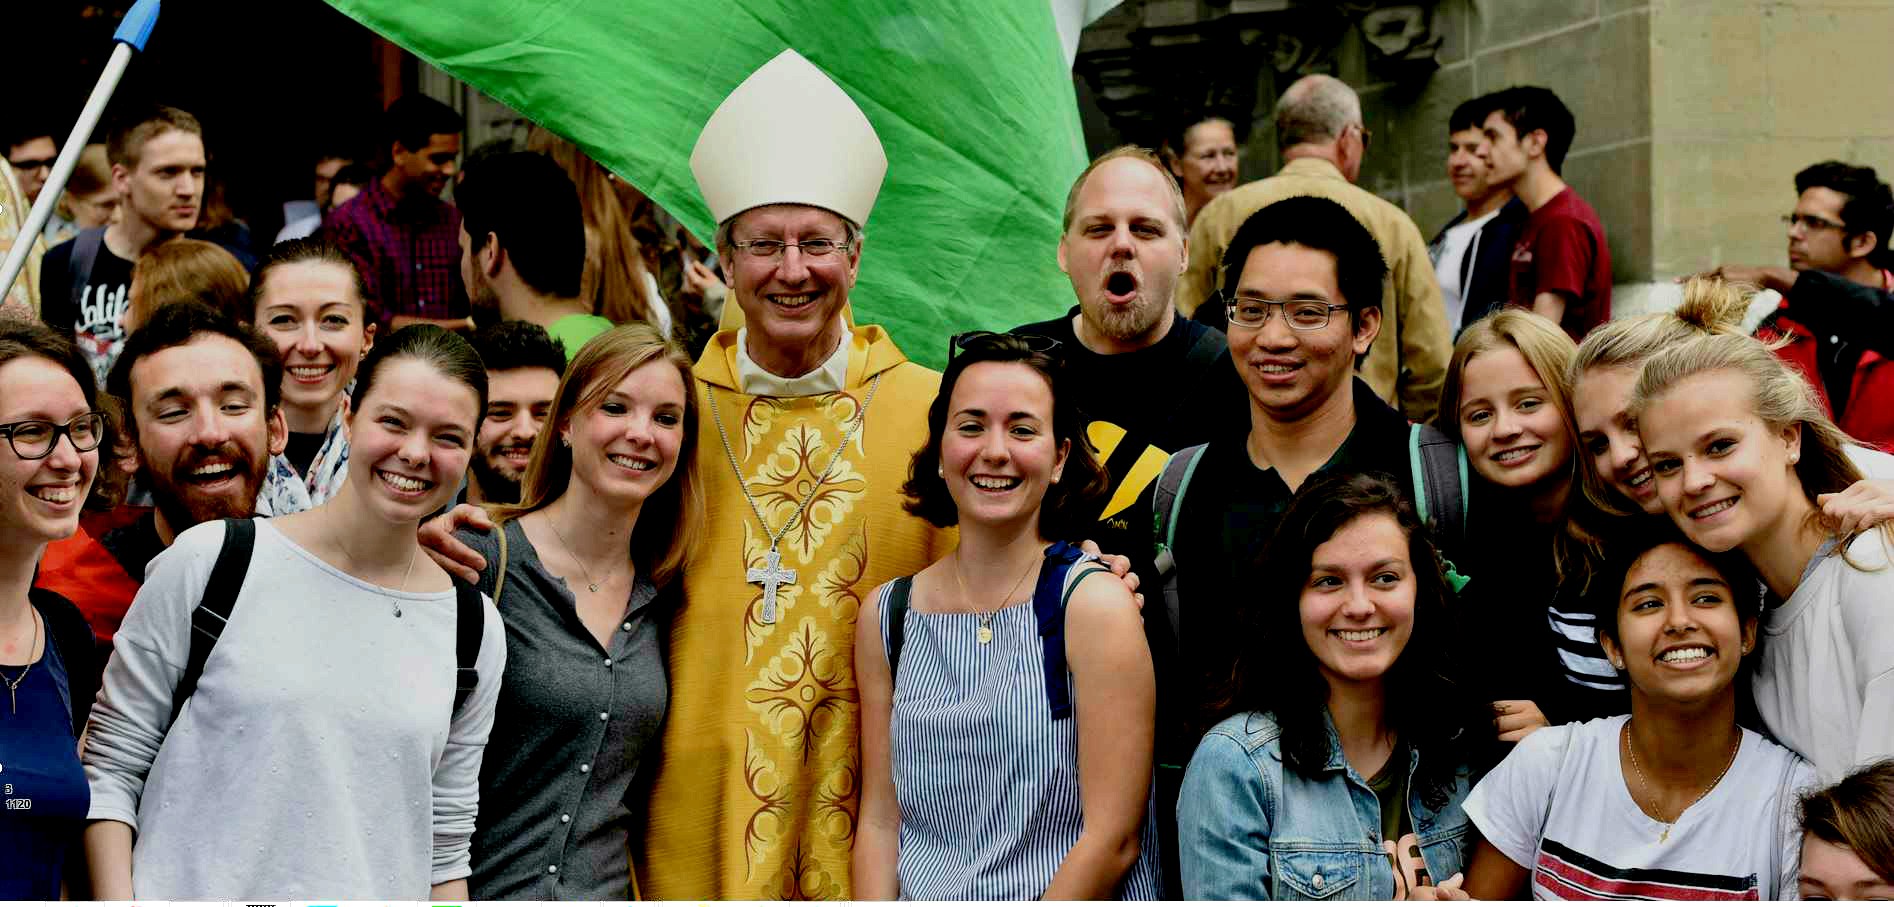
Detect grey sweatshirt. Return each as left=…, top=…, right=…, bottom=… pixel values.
left=82, top=518, right=506, bottom=899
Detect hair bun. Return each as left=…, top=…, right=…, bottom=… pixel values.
left=1671, top=276, right=1754, bottom=335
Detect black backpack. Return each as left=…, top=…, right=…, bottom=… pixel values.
left=167, top=518, right=482, bottom=725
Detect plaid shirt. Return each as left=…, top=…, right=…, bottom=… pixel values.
left=320, top=179, right=467, bottom=326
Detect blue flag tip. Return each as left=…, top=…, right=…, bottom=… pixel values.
left=114, top=0, right=161, bottom=51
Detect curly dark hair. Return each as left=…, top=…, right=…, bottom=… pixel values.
left=1796, top=161, right=1894, bottom=270
left=1203, top=471, right=1493, bottom=810
left=900, top=332, right=1108, bottom=540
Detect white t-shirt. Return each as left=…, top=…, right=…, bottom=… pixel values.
left=1433, top=210, right=1498, bottom=331
left=1463, top=717, right=1813, bottom=901
left=1755, top=530, right=1894, bottom=784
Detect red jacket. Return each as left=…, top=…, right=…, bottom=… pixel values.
left=1759, top=301, right=1894, bottom=452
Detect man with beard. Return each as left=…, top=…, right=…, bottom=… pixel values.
left=1013, top=146, right=1247, bottom=549
left=464, top=321, right=566, bottom=504
left=323, top=95, right=469, bottom=331
left=1014, top=146, right=1249, bottom=896
left=455, top=150, right=610, bottom=350
left=37, top=301, right=285, bottom=656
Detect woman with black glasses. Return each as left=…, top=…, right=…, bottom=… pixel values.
left=854, top=331, right=1161, bottom=900
left=0, top=321, right=108, bottom=899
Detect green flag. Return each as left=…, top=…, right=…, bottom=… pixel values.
left=323, top=0, right=1089, bottom=369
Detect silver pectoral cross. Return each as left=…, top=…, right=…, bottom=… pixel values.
left=747, top=545, right=798, bottom=624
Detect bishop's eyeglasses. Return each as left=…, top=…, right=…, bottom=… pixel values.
left=730, top=238, right=854, bottom=259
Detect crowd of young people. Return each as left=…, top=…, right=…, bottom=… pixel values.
left=4, top=54, right=1894, bottom=903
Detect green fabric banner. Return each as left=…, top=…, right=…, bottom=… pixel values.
left=323, top=0, right=1090, bottom=369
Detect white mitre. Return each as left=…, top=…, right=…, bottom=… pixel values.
left=690, top=49, right=888, bottom=227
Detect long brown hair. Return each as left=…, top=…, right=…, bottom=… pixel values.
left=525, top=128, right=668, bottom=332
left=488, top=324, right=701, bottom=587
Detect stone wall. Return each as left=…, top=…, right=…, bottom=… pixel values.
left=1077, top=0, right=1894, bottom=318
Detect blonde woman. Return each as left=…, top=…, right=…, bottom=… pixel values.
left=1439, top=308, right=1622, bottom=732
left=454, top=324, right=702, bottom=899
left=1631, top=327, right=1894, bottom=782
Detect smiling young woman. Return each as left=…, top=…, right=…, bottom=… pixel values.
left=454, top=324, right=702, bottom=899
left=1176, top=472, right=1491, bottom=901
left=82, top=326, right=504, bottom=900
left=854, top=331, right=1157, bottom=900
left=1459, top=532, right=1813, bottom=901
left=0, top=322, right=106, bottom=901
left=1630, top=328, right=1894, bottom=783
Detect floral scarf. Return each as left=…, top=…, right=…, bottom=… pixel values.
left=255, top=402, right=350, bottom=517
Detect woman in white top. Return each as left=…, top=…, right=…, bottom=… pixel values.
left=1457, top=533, right=1813, bottom=900
left=83, top=325, right=505, bottom=900
left=1631, top=327, right=1894, bottom=783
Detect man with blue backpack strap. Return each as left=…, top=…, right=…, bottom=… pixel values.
left=1143, top=195, right=1468, bottom=880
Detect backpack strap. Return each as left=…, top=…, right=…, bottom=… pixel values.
left=453, top=581, right=482, bottom=719
left=68, top=227, right=106, bottom=316
left=1408, top=423, right=1472, bottom=592
left=1151, top=443, right=1208, bottom=664
left=170, top=518, right=256, bottom=726
left=492, top=520, right=511, bottom=606
left=1033, top=542, right=1110, bottom=720
left=883, top=576, right=915, bottom=681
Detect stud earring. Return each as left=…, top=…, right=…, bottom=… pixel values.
left=1611, top=658, right=1623, bottom=669
left=937, top=464, right=944, bottom=478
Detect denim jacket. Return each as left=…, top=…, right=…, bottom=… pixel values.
left=1177, top=710, right=1474, bottom=900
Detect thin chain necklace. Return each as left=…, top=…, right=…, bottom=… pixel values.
left=546, top=512, right=616, bottom=594
left=952, top=549, right=1040, bottom=645
left=1622, top=720, right=1740, bottom=843
left=706, top=374, right=883, bottom=624
left=333, top=527, right=420, bottom=618
left=0, top=607, right=41, bottom=714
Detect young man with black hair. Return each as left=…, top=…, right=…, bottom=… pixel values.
left=37, top=301, right=285, bottom=653
left=322, top=94, right=467, bottom=331
left=1431, top=94, right=1528, bottom=335
left=1479, top=85, right=1611, bottom=340
left=455, top=150, right=604, bottom=350
left=39, top=105, right=206, bottom=383
left=1702, top=162, right=1894, bottom=447
left=275, top=150, right=359, bottom=243
left=464, top=320, right=567, bottom=505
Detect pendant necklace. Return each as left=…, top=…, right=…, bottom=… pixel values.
left=0, top=607, right=41, bottom=714
left=547, top=512, right=615, bottom=593
left=952, top=549, right=1040, bottom=645
left=335, top=527, right=419, bottom=618
left=1622, top=720, right=1739, bottom=843
left=706, top=374, right=883, bottom=624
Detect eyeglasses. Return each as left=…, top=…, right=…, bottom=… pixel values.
left=1354, top=123, right=1373, bottom=153
left=948, top=331, right=1063, bottom=360
left=730, top=238, right=852, bottom=259
left=0, top=412, right=106, bottom=460
left=1225, top=295, right=1349, bottom=331
left=7, top=157, right=55, bottom=174
left=1781, top=213, right=1845, bottom=232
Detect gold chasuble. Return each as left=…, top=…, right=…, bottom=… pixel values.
left=637, top=321, right=953, bottom=899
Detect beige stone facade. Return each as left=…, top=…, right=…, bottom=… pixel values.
left=1075, top=0, right=1894, bottom=316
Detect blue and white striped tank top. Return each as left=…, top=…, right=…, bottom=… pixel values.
left=874, top=568, right=1163, bottom=900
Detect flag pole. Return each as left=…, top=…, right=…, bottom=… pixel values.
left=0, top=0, right=161, bottom=300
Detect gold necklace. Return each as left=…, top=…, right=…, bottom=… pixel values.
left=546, top=512, right=616, bottom=594
left=952, top=549, right=1040, bottom=645
left=0, top=607, right=41, bottom=714
left=1622, top=720, right=1740, bottom=843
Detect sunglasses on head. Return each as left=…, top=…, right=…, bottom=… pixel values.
left=947, top=330, right=1063, bottom=360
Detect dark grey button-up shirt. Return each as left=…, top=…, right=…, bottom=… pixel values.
left=460, top=520, right=668, bottom=900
